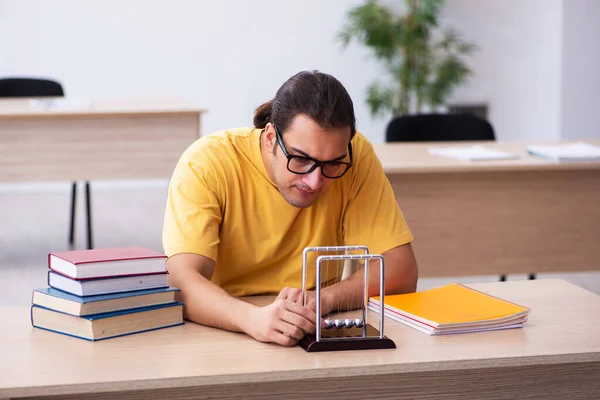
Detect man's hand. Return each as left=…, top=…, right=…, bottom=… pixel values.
left=276, top=287, right=334, bottom=316
left=243, top=299, right=317, bottom=347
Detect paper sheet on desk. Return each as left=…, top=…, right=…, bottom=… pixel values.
left=29, top=98, right=92, bottom=110
left=428, top=145, right=519, bottom=161
left=527, top=142, right=600, bottom=162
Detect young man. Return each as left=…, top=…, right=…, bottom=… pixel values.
left=162, top=70, right=417, bottom=347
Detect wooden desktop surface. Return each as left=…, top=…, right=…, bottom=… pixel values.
left=0, top=98, right=206, bottom=117
left=374, top=140, right=600, bottom=173
left=374, top=141, right=600, bottom=277
left=0, top=98, right=205, bottom=182
left=1, top=279, right=599, bottom=400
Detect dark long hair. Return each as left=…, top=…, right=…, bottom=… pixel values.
left=253, top=70, right=356, bottom=138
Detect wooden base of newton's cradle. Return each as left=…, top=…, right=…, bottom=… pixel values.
left=299, top=323, right=396, bottom=352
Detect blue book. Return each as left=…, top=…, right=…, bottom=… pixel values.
left=31, top=302, right=184, bottom=341
left=47, top=270, right=169, bottom=296
left=32, top=286, right=180, bottom=316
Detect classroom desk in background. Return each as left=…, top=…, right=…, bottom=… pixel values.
left=2, top=100, right=599, bottom=279
left=0, top=98, right=205, bottom=182
left=374, top=141, right=600, bottom=278
left=1, top=279, right=599, bottom=400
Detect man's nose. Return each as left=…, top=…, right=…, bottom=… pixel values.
left=302, top=168, right=323, bottom=191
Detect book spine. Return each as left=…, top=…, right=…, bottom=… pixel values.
left=47, top=267, right=76, bottom=280
left=49, top=270, right=168, bottom=282
left=31, top=325, right=94, bottom=341
left=75, top=255, right=167, bottom=265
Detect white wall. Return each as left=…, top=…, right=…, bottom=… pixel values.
left=0, top=0, right=388, bottom=143
left=560, top=0, right=600, bottom=140
left=442, top=0, right=564, bottom=142
left=1, top=0, right=598, bottom=145
left=444, top=0, right=600, bottom=142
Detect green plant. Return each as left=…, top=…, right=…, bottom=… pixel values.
left=338, top=0, right=477, bottom=117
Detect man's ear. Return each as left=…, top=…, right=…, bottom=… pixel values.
left=264, top=123, right=277, bottom=152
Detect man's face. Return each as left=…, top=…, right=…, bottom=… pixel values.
left=264, top=114, right=352, bottom=209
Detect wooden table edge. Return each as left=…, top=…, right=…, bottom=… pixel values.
left=2, top=351, right=598, bottom=398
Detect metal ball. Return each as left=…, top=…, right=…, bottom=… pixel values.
left=344, top=318, right=354, bottom=328
left=334, top=319, right=344, bottom=329
left=324, top=319, right=334, bottom=329
left=354, top=318, right=364, bottom=328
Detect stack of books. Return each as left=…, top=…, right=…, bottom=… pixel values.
left=31, top=246, right=184, bottom=341
left=368, top=283, right=530, bottom=335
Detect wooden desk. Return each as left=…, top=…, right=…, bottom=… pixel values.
left=374, top=141, right=600, bottom=277
left=0, top=98, right=205, bottom=182
left=1, top=279, right=599, bottom=399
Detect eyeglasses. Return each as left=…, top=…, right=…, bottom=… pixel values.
left=274, top=126, right=353, bottom=179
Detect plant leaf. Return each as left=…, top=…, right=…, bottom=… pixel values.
left=366, top=81, right=397, bottom=118
left=338, top=0, right=399, bottom=62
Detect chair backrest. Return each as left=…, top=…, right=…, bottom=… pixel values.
left=385, top=113, right=495, bottom=142
left=0, top=78, right=64, bottom=98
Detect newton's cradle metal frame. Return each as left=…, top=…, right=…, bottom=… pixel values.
left=298, top=245, right=396, bottom=352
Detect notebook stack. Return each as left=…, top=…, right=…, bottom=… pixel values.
left=369, top=283, right=530, bottom=335
left=31, top=246, right=184, bottom=341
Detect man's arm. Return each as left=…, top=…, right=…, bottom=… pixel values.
left=167, top=253, right=318, bottom=345
left=323, top=243, right=418, bottom=313
left=167, top=253, right=252, bottom=332
left=281, top=243, right=417, bottom=315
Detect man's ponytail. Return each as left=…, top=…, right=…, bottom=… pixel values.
left=253, top=99, right=274, bottom=129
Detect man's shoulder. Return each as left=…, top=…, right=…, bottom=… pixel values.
left=344, top=131, right=383, bottom=185
left=352, top=131, right=376, bottom=157
left=180, top=127, right=256, bottom=166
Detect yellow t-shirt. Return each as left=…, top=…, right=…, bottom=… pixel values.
left=162, top=127, right=413, bottom=296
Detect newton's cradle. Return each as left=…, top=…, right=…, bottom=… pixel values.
left=298, top=245, right=395, bottom=352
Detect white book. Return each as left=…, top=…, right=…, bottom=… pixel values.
left=527, top=142, right=600, bottom=162
left=428, top=145, right=519, bottom=161
left=48, top=271, right=169, bottom=297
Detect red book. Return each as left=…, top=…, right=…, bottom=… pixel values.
left=48, top=246, right=167, bottom=280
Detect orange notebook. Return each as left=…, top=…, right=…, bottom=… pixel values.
left=369, top=283, right=530, bottom=335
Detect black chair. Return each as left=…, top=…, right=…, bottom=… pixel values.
left=385, top=113, right=535, bottom=281
left=0, top=77, right=94, bottom=249
left=0, top=78, right=64, bottom=98
left=386, top=113, right=495, bottom=142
